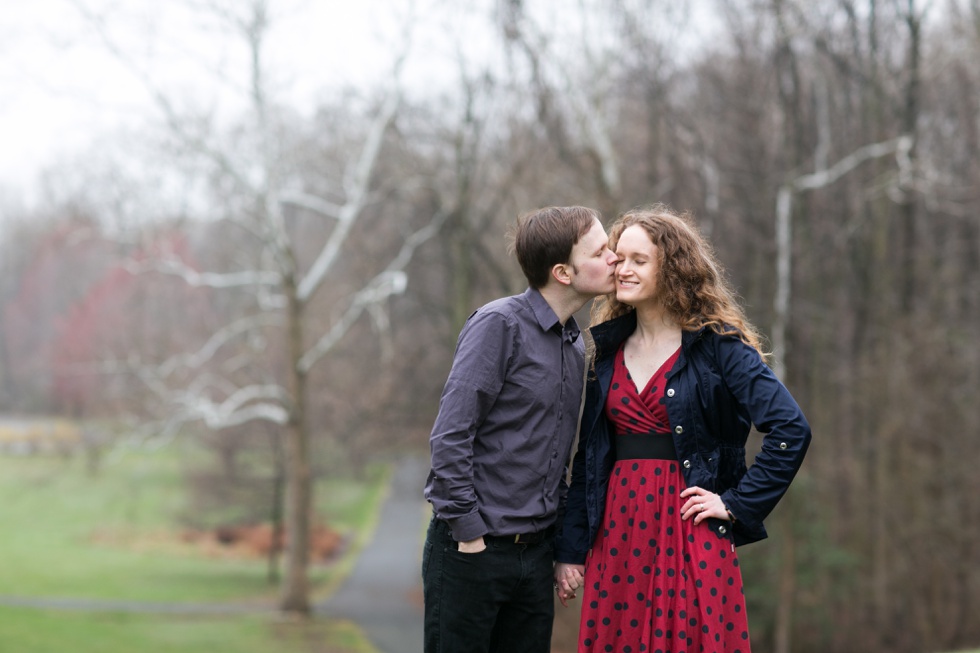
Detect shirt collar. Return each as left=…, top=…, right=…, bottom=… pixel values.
left=524, top=287, right=580, bottom=343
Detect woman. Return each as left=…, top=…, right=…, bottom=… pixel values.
left=553, top=205, right=811, bottom=653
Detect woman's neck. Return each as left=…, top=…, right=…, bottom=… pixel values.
left=631, top=301, right=680, bottom=344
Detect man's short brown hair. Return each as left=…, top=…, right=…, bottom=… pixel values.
left=511, top=206, right=600, bottom=289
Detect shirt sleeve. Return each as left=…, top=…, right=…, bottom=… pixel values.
left=425, top=309, right=514, bottom=542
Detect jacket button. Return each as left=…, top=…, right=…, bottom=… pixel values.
left=674, top=425, right=684, bottom=434
left=779, top=442, right=788, bottom=450
left=666, top=388, right=675, bottom=397
left=683, top=460, right=691, bottom=469
left=718, top=525, right=727, bottom=535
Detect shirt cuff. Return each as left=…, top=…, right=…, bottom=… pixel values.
left=448, top=512, right=488, bottom=542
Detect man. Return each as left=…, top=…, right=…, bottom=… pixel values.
left=423, top=206, right=618, bottom=653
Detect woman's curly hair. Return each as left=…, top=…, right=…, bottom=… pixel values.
left=592, top=204, right=769, bottom=361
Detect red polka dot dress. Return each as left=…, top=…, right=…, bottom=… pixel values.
left=577, top=344, right=751, bottom=653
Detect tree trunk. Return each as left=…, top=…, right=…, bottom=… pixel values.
left=773, top=504, right=797, bottom=653
left=268, top=423, right=285, bottom=585
left=899, top=0, right=921, bottom=313
left=280, top=277, right=312, bottom=615
left=771, top=3, right=804, bottom=649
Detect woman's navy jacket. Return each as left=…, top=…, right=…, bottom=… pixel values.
left=554, top=311, right=812, bottom=564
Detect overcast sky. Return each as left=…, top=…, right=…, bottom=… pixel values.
left=0, top=0, right=494, bottom=208
left=0, top=0, right=716, bottom=213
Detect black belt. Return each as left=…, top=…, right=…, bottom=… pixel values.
left=615, top=432, right=677, bottom=461
left=484, top=526, right=554, bottom=546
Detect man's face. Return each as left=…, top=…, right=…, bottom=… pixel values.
left=567, top=218, right=618, bottom=297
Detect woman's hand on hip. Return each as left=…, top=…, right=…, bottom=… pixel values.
left=680, top=486, right=731, bottom=525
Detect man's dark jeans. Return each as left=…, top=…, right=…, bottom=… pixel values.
left=422, top=518, right=554, bottom=653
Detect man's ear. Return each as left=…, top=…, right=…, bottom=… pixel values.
left=551, top=262, right=572, bottom=287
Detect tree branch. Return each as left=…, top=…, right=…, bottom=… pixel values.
left=298, top=209, right=448, bottom=373
left=123, top=256, right=282, bottom=289
left=295, top=51, right=408, bottom=303
left=772, top=135, right=914, bottom=377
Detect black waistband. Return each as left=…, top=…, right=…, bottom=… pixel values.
left=484, top=525, right=555, bottom=546
left=615, top=432, right=677, bottom=461
left=431, top=518, right=554, bottom=546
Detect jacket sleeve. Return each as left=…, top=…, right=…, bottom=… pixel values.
left=554, top=425, right=590, bottom=563
left=554, top=376, right=601, bottom=564
left=714, top=336, right=812, bottom=536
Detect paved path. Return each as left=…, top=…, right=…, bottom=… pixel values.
left=320, top=453, right=429, bottom=653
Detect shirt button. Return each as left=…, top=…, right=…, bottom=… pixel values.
left=718, top=525, right=727, bottom=535
left=779, top=442, right=788, bottom=450
left=666, top=388, right=675, bottom=397
left=674, top=425, right=684, bottom=434
left=683, top=459, right=691, bottom=469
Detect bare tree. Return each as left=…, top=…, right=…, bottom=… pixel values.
left=498, top=0, right=625, bottom=218
left=68, top=0, right=445, bottom=614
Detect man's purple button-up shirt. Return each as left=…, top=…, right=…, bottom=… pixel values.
left=424, top=287, right=585, bottom=543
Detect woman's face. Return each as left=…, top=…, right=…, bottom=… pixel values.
left=614, top=224, right=660, bottom=306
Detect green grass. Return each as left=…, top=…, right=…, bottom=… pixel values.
left=0, top=606, right=377, bottom=653
left=0, top=443, right=388, bottom=652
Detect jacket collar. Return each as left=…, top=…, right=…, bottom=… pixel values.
left=589, top=311, right=637, bottom=360
left=589, top=309, right=709, bottom=364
